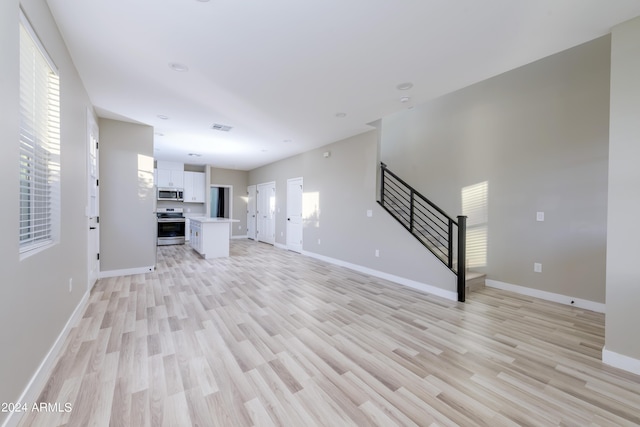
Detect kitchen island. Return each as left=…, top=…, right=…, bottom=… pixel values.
left=189, top=217, right=239, bottom=259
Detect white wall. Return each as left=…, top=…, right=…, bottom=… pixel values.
left=0, top=0, right=93, bottom=422
left=249, top=131, right=456, bottom=295
left=605, top=16, right=640, bottom=372
left=380, top=36, right=611, bottom=304
left=99, top=119, right=156, bottom=274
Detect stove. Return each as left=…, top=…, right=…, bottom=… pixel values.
left=156, top=208, right=185, bottom=245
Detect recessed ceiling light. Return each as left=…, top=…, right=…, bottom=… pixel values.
left=154, top=132, right=164, bottom=136
left=396, top=82, right=413, bottom=90
left=335, top=112, right=347, bottom=118
left=157, top=114, right=169, bottom=120
left=168, top=62, right=189, bottom=72
left=283, top=139, right=292, bottom=143
left=188, top=153, right=201, bottom=157
left=261, top=149, right=268, bottom=152
left=400, top=96, right=411, bottom=103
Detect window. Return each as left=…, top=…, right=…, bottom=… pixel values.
left=19, top=11, right=60, bottom=255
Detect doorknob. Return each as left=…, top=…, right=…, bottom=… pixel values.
left=287, top=218, right=291, bottom=221
left=90, top=227, right=96, bottom=230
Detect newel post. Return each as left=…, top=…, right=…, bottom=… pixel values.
left=457, top=215, right=467, bottom=303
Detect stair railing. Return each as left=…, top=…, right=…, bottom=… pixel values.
left=379, top=162, right=467, bottom=302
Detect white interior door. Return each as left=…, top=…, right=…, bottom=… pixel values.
left=286, top=177, right=303, bottom=253
left=257, top=181, right=276, bottom=245
left=247, top=185, right=256, bottom=240
left=87, top=110, right=100, bottom=289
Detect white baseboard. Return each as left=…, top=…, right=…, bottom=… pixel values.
left=231, top=235, right=248, bottom=240
left=485, top=279, right=605, bottom=313
left=274, top=242, right=288, bottom=250
left=302, top=250, right=457, bottom=301
left=1, top=290, right=90, bottom=427
left=98, top=265, right=154, bottom=279
left=602, top=347, right=640, bottom=376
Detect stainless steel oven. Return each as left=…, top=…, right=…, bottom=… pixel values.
left=157, top=208, right=185, bottom=245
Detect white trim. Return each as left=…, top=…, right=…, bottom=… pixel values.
left=1, top=290, right=90, bottom=427
left=302, top=250, right=457, bottom=301
left=274, top=242, right=288, bottom=250
left=98, top=265, right=154, bottom=279
left=231, top=235, right=248, bottom=240
left=602, top=347, right=640, bottom=376
left=485, top=279, right=605, bottom=313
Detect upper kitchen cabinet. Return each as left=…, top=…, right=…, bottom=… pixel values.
left=183, top=171, right=206, bottom=203
left=156, top=161, right=184, bottom=188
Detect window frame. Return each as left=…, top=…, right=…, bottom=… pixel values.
left=19, top=9, right=61, bottom=257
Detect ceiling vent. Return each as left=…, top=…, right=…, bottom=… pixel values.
left=211, top=123, right=233, bottom=132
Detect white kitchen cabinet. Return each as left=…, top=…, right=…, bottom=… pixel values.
left=190, top=219, right=202, bottom=253
left=156, top=169, right=184, bottom=188
left=189, top=218, right=238, bottom=259
left=155, top=161, right=184, bottom=188
left=183, top=171, right=205, bottom=203
left=185, top=217, right=191, bottom=242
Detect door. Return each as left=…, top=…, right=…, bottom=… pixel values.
left=257, top=181, right=276, bottom=245
left=87, top=110, right=100, bottom=289
left=247, top=185, right=256, bottom=240
left=286, top=177, right=303, bottom=253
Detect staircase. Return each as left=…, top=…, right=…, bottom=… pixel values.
left=378, top=163, right=484, bottom=302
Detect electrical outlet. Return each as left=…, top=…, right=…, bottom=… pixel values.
left=534, top=263, right=542, bottom=273
left=68, top=278, right=73, bottom=293
left=536, top=212, right=545, bottom=222
left=375, top=249, right=380, bottom=257
left=317, top=239, right=321, bottom=245
left=367, top=210, right=373, bottom=217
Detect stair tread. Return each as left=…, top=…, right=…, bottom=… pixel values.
left=465, top=271, right=486, bottom=280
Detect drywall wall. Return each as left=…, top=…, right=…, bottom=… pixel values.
left=0, top=0, right=93, bottom=422
left=380, top=36, right=611, bottom=304
left=210, top=167, right=249, bottom=237
left=605, top=16, right=640, bottom=367
left=249, top=131, right=455, bottom=293
left=99, top=119, right=156, bottom=273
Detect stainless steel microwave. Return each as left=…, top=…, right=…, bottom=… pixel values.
left=157, top=188, right=183, bottom=201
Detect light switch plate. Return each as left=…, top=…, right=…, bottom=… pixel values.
left=534, top=263, right=542, bottom=273
left=536, top=212, right=544, bottom=222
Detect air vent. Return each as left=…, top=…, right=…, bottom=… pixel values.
left=211, top=123, right=233, bottom=132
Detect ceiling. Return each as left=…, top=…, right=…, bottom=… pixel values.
left=46, top=0, right=640, bottom=171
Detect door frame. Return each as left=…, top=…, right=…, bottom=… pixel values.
left=209, top=184, right=233, bottom=236
left=247, top=184, right=257, bottom=240
left=87, top=109, right=100, bottom=290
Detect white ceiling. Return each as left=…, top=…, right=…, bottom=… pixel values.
left=46, top=0, right=640, bottom=171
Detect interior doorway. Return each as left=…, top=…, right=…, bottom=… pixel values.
left=210, top=185, right=232, bottom=218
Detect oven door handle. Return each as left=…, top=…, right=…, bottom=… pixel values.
left=157, top=218, right=186, bottom=223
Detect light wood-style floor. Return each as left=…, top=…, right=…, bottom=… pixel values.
left=20, top=240, right=640, bottom=426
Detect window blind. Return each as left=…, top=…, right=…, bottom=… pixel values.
left=19, top=13, right=60, bottom=254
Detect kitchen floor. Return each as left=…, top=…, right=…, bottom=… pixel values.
left=19, top=240, right=640, bottom=426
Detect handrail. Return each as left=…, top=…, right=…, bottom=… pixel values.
left=381, top=163, right=457, bottom=224
left=379, top=162, right=467, bottom=302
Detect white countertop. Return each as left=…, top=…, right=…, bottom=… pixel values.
left=189, top=217, right=240, bottom=223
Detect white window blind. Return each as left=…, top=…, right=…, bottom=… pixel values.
left=19, top=12, right=60, bottom=254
